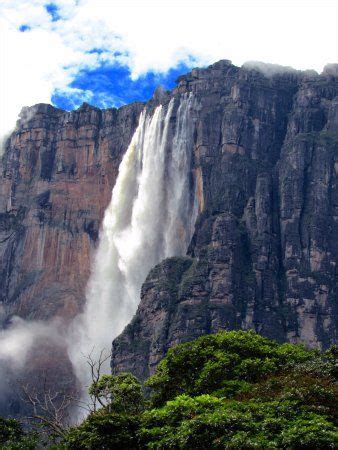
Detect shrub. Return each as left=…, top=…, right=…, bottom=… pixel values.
left=62, top=330, right=337, bottom=449
left=146, top=330, right=317, bottom=406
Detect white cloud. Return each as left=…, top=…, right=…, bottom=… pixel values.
left=0, top=315, right=65, bottom=369
left=0, top=0, right=337, bottom=138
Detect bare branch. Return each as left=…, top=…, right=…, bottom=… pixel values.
left=82, top=348, right=112, bottom=413
left=19, top=375, right=74, bottom=439
left=18, top=347, right=112, bottom=440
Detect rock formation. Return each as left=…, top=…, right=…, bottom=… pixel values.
left=0, top=60, right=337, bottom=394
left=111, top=61, right=338, bottom=380
left=0, top=100, right=143, bottom=415
left=0, top=102, right=142, bottom=321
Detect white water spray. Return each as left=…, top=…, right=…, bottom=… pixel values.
left=68, top=93, right=197, bottom=404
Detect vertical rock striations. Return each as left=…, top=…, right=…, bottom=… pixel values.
left=68, top=94, right=198, bottom=407
left=111, top=61, right=338, bottom=380
left=0, top=60, right=337, bottom=390
left=0, top=100, right=143, bottom=415
left=0, top=102, right=143, bottom=321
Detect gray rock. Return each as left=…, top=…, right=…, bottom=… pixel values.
left=111, top=61, right=338, bottom=379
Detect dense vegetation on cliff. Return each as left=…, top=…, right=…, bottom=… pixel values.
left=5, top=330, right=335, bottom=449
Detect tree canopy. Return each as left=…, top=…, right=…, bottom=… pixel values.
left=2, top=330, right=337, bottom=449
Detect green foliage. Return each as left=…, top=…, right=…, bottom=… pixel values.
left=146, top=330, right=316, bottom=406
left=62, top=373, right=144, bottom=449
left=141, top=396, right=337, bottom=449
left=89, top=372, right=144, bottom=414
left=278, top=415, right=338, bottom=449
left=0, top=417, right=37, bottom=449
left=0, top=417, right=24, bottom=446
left=64, top=412, right=140, bottom=449
left=325, top=345, right=338, bottom=378
left=62, top=330, right=337, bottom=449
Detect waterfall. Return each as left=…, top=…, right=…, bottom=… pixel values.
left=68, top=93, right=198, bottom=406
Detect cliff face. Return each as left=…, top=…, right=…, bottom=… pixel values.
left=0, top=102, right=142, bottom=322
left=111, top=61, right=338, bottom=380
left=0, top=60, right=337, bottom=392
left=0, top=100, right=144, bottom=415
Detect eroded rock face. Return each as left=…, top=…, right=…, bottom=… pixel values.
left=111, top=61, right=338, bottom=380
left=0, top=102, right=143, bottom=321
left=0, top=101, right=143, bottom=415
left=0, top=60, right=337, bottom=391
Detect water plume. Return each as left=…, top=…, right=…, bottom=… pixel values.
left=68, top=93, right=198, bottom=408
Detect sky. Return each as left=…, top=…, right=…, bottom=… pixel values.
left=0, top=0, right=337, bottom=138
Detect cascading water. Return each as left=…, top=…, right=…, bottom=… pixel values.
left=68, top=93, right=198, bottom=407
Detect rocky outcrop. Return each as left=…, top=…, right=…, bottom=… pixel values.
left=0, top=59, right=337, bottom=393
left=0, top=100, right=143, bottom=416
left=0, top=102, right=143, bottom=321
left=111, top=61, right=338, bottom=380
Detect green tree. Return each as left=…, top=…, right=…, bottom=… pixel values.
left=146, top=330, right=318, bottom=406
left=89, top=373, right=145, bottom=414
left=142, top=330, right=337, bottom=448
left=0, top=417, right=37, bottom=449
left=64, top=412, right=140, bottom=450
left=63, top=330, right=337, bottom=449
left=64, top=373, right=145, bottom=449
left=141, top=396, right=338, bottom=449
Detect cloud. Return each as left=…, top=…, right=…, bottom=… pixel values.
left=0, top=0, right=337, bottom=138
left=51, top=60, right=196, bottom=110
left=0, top=315, right=66, bottom=370
left=242, top=61, right=299, bottom=78
left=0, top=313, right=75, bottom=417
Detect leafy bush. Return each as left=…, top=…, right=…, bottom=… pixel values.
left=64, top=412, right=140, bottom=450
left=141, top=396, right=338, bottom=449
left=146, top=330, right=318, bottom=406
left=61, top=330, right=337, bottom=449
left=89, top=372, right=145, bottom=414
left=0, top=417, right=37, bottom=449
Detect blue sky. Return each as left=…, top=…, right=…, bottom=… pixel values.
left=45, top=2, right=62, bottom=21
left=51, top=61, right=194, bottom=111
left=43, top=2, right=197, bottom=110
left=1, top=0, right=337, bottom=136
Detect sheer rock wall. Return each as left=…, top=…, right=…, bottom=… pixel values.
left=111, top=61, right=338, bottom=380
left=0, top=60, right=336, bottom=388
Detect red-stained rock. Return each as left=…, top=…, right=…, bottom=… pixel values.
left=0, top=102, right=143, bottom=320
